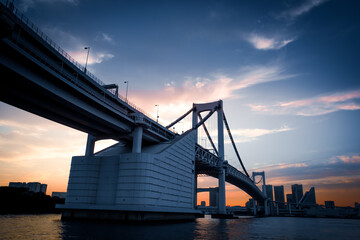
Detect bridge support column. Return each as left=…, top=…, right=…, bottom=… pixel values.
left=253, top=200, right=257, bottom=216
left=194, top=174, right=197, bottom=208
left=217, top=100, right=226, bottom=214
left=85, top=134, right=96, bottom=156
left=264, top=199, right=269, bottom=216
left=218, top=168, right=226, bottom=214
left=132, top=126, right=143, bottom=153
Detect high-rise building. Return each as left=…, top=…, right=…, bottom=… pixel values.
left=274, top=185, right=285, bottom=209
left=209, top=187, right=218, bottom=207
left=265, top=185, right=273, bottom=201
left=291, top=184, right=303, bottom=205
left=299, top=187, right=316, bottom=207
left=200, top=201, right=206, bottom=207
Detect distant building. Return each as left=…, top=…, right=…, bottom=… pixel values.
left=209, top=187, right=218, bottom=207
left=52, top=192, right=66, bottom=199
left=291, top=184, right=303, bottom=205
left=40, top=184, right=47, bottom=194
left=246, top=199, right=255, bottom=209
left=265, top=185, right=273, bottom=201
left=299, top=187, right=316, bottom=207
left=9, top=181, right=47, bottom=194
left=200, top=201, right=206, bottom=207
left=286, top=194, right=295, bottom=206
left=9, top=182, right=27, bottom=188
left=355, top=202, right=359, bottom=209
left=274, top=185, right=285, bottom=209
left=325, top=201, right=335, bottom=209
left=27, top=182, right=41, bottom=192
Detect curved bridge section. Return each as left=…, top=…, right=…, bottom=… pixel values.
left=195, top=144, right=266, bottom=202
left=0, top=1, right=174, bottom=144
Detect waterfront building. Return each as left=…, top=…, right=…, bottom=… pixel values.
left=298, top=187, right=316, bottom=207
left=27, top=182, right=41, bottom=192
left=325, top=201, right=335, bottom=209
left=286, top=194, right=295, bottom=206
left=245, top=199, right=255, bottom=208
left=9, top=182, right=27, bottom=188
left=52, top=192, right=67, bottom=199
left=40, top=184, right=47, bottom=194
left=291, top=184, right=303, bottom=205
left=274, top=185, right=285, bottom=209
left=8, top=181, right=47, bottom=194
left=355, top=202, right=359, bottom=209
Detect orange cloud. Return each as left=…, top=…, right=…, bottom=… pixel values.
left=336, top=155, right=360, bottom=164
left=129, top=65, right=296, bottom=124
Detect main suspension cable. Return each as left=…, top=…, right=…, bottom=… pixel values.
left=198, top=113, right=218, bottom=156
left=223, top=112, right=250, bottom=178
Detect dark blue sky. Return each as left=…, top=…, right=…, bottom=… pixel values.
left=1, top=0, right=360, bottom=205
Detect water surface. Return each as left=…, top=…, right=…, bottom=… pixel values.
left=0, top=214, right=359, bottom=240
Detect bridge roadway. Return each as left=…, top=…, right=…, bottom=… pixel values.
left=0, top=1, right=174, bottom=144
left=0, top=1, right=266, bottom=209
left=195, top=144, right=265, bottom=202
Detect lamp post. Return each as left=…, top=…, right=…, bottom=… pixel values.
left=201, top=137, right=207, bottom=148
left=155, top=104, right=159, bottom=122
left=124, top=81, right=128, bottom=102
left=84, top=47, right=90, bottom=73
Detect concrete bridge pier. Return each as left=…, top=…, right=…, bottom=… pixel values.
left=85, top=134, right=96, bottom=156
left=132, top=126, right=143, bottom=153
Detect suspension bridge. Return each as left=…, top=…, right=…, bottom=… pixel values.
left=0, top=1, right=270, bottom=221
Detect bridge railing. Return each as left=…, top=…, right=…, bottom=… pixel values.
left=195, top=144, right=220, bottom=167
left=225, top=163, right=254, bottom=185
left=195, top=144, right=254, bottom=184
left=1, top=0, right=169, bottom=129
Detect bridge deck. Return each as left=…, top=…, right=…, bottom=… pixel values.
left=195, top=144, right=266, bottom=202
left=0, top=1, right=174, bottom=144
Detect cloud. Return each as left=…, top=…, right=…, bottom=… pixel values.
left=129, top=65, right=297, bottom=124
left=334, top=154, right=360, bottom=164
left=250, top=153, right=360, bottom=192
left=40, top=27, right=115, bottom=66
left=248, top=90, right=360, bottom=116
left=18, top=0, right=79, bottom=11
left=95, top=33, right=113, bottom=43
left=279, top=0, right=328, bottom=20
left=0, top=118, right=85, bottom=164
left=229, top=125, right=294, bottom=143
left=246, top=34, right=295, bottom=50
left=253, top=154, right=360, bottom=182
left=68, top=50, right=114, bottom=65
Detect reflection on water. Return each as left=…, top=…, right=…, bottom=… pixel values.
left=0, top=214, right=359, bottom=240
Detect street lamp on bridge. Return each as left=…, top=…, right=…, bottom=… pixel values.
left=124, top=81, right=128, bottom=102
left=155, top=104, right=159, bottom=122
left=84, top=47, right=90, bottom=73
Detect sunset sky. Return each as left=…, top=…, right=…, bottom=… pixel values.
left=1, top=0, right=360, bottom=207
